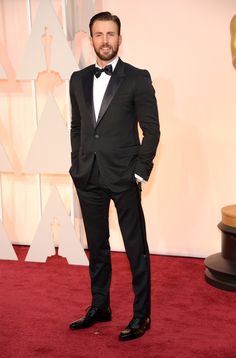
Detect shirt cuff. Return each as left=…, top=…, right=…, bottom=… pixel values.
left=134, top=174, right=146, bottom=183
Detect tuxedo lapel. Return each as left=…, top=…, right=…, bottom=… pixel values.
left=83, top=66, right=96, bottom=127
left=96, top=59, right=126, bottom=127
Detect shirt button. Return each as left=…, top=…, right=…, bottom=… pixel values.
left=94, top=134, right=100, bottom=139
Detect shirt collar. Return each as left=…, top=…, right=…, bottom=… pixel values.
left=95, top=56, right=119, bottom=71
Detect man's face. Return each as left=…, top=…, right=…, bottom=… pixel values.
left=90, top=20, right=122, bottom=63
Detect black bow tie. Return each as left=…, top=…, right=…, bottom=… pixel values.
left=94, top=64, right=113, bottom=78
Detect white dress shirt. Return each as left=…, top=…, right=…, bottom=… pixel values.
left=93, top=57, right=119, bottom=121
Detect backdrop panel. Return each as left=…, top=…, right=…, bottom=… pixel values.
left=0, top=0, right=236, bottom=257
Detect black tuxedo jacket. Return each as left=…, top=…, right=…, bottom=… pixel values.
left=69, top=59, right=160, bottom=192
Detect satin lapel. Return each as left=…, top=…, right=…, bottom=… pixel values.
left=96, top=59, right=126, bottom=127
left=83, top=66, right=96, bottom=127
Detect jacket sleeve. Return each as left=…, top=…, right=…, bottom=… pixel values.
left=69, top=72, right=81, bottom=168
left=134, top=70, right=160, bottom=181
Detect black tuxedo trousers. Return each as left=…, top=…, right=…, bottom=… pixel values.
left=76, top=158, right=151, bottom=318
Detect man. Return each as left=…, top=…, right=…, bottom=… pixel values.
left=69, top=11, right=160, bottom=341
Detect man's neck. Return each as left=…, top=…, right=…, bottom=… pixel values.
left=96, top=56, right=118, bottom=68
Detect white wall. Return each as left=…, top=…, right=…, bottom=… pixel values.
left=105, top=0, right=236, bottom=257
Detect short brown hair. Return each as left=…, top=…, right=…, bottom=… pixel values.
left=89, top=11, right=121, bottom=36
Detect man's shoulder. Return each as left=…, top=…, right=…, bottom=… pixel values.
left=70, top=64, right=94, bottom=80
left=121, top=60, right=150, bottom=78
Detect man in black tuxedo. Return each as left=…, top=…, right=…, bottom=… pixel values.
left=69, top=11, right=160, bottom=341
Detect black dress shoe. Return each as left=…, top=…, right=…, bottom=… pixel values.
left=69, top=306, right=112, bottom=330
left=119, top=317, right=151, bottom=341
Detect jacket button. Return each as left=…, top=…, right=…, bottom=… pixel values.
left=94, top=134, right=99, bottom=139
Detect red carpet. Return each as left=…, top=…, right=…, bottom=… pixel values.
left=0, top=246, right=236, bottom=357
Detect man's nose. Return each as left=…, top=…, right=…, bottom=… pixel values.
left=103, top=35, right=108, bottom=43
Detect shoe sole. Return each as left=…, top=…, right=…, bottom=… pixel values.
left=118, top=324, right=150, bottom=341
left=69, top=317, right=112, bottom=330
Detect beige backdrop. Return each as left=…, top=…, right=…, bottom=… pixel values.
left=0, top=0, right=236, bottom=258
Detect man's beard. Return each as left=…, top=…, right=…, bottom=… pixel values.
left=94, top=44, right=119, bottom=61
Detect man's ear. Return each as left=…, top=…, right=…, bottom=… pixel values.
left=119, top=35, right=122, bottom=46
